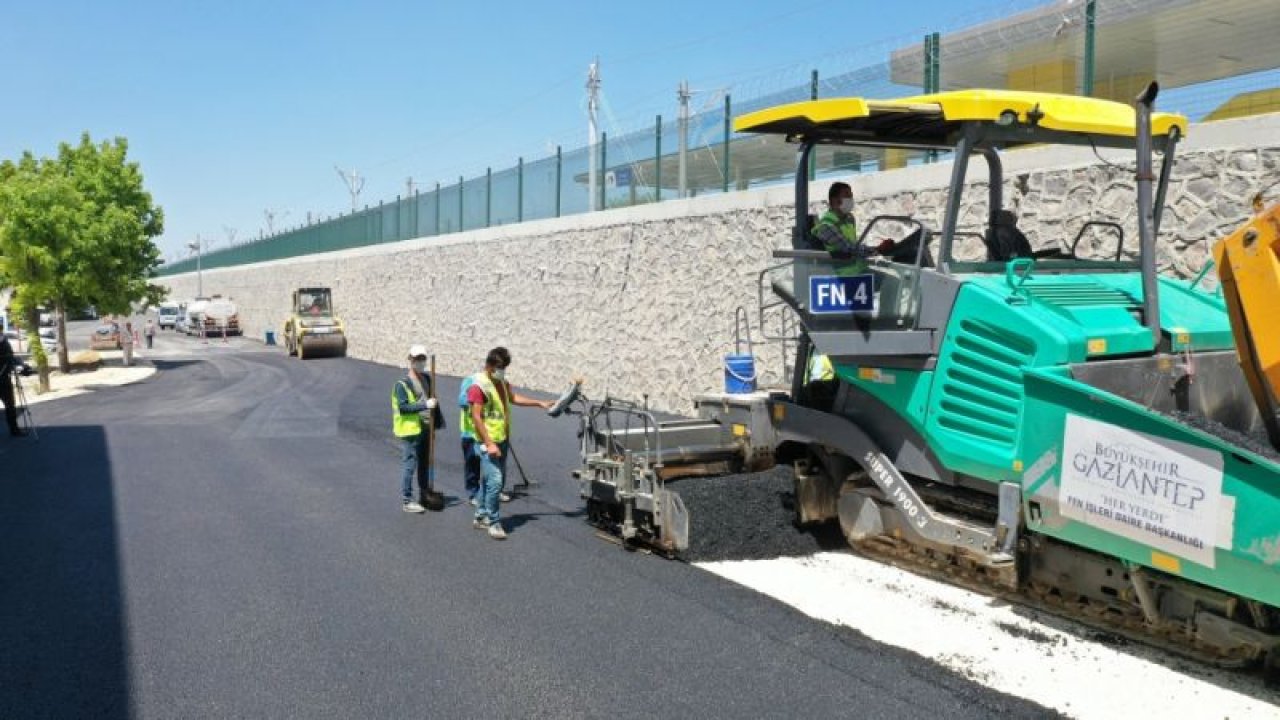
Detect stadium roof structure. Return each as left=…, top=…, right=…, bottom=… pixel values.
left=889, top=0, right=1280, bottom=101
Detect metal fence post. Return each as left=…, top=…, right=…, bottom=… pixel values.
left=924, top=34, right=941, bottom=163
left=930, top=32, right=940, bottom=92
left=394, top=195, right=401, bottom=240
left=434, top=182, right=441, bottom=236
left=1083, top=0, right=1096, bottom=96
left=486, top=167, right=492, bottom=227
left=599, top=131, right=607, bottom=211
left=457, top=175, right=464, bottom=232
left=809, top=71, right=818, bottom=181
left=555, top=145, right=562, bottom=218
left=722, top=95, right=731, bottom=193
left=517, top=157, right=524, bottom=222
left=655, top=114, right=662, bottom=203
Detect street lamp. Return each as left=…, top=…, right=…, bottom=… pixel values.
left=187, top=237, right=203, bottom=298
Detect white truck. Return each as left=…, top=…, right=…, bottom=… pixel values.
left=157, top=302, right=181, bottom=330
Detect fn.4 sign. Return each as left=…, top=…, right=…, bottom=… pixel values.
left=809, top=275, right=876, bottom=315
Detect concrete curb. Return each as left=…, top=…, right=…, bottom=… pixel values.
left=18, top=361, right=157, bottom=406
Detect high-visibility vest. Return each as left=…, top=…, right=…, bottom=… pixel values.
left=458, top=374, right=478, bottom=439
left=391, top=380, right=423, bottom=438
left=812, top=210, right=865, bottom=275
left=463, top=372, right=509, bottom=445
left=808, top=353, right=835, bottom=382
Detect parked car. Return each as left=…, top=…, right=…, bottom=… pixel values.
left=89, top=323, right=122, bottom=351
left=37, top=327, right=58, bottom=355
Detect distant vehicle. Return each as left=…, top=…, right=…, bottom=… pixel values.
left=183, top=296, right=241, bottom=337
left=157, top=303, right=180, bottom=330
left=89, top=323, right=122, bottom=351
left=37, top=327, right=58, bottom=355
left=283, top=287, right=346, bottom=359
left=200, top=296, right=241, bottom=336
left=38, top=309, right=54, bottom=327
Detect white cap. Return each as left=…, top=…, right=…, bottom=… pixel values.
left=408, top=344, right=427, bottom=359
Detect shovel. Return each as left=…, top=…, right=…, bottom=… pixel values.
left=421, top=354, right=446, bottom=512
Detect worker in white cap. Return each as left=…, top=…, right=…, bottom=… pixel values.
left=392, top=344, right=445, bottom=512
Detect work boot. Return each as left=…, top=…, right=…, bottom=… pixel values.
left=402, top=501, right=426, bottom=514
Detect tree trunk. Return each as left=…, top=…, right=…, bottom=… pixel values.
left=55, top=299, right=70, bottom=373
left=23, top=306, right=50, bottom=393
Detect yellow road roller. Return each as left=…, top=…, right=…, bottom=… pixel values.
left=283, top=287, right=347, bottom=359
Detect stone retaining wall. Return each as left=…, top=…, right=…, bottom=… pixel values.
left=162, top=114, right=1280, bottom=412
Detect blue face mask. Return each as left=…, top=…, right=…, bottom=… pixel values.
left=492, top=368, right=506, bottom=382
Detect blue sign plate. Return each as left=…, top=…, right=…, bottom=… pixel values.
left=809, top=274, right=876, bottom=315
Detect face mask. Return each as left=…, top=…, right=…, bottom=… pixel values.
left=838, top=197, right=854, bottom=214
left=411, top=360, right=426, bottom=373
left=492, top=368, right=506, bottom=382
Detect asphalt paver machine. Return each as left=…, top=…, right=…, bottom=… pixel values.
left=570, top=85, right=1280, bottom=675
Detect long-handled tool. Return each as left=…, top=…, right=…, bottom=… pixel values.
left=11, top=366, right=38, bottom=441
left=507, top=440, right=536, bottom=491
left=421, top=354, right=445, bottom=511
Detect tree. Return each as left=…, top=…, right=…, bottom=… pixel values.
left=0, top=134, right=165, bottom=377
left=0, top=153, right=81, bottom=391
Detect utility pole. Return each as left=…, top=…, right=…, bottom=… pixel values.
left=587, top=59, right=601, bottom=211
left=405, top=177, right=418, bottom=198
left=335, top=166, right=365, bottom=212
left=187, top=235, right=204, bottom=298
left=678, top=80, right=690, bottom=199
left=222, top=225, right=237, bottom=247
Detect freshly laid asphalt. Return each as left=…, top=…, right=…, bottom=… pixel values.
left=0, top=327, right=1055, bottom=719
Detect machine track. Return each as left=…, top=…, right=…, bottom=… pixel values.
left=851, top=531, right=1262, bottom=672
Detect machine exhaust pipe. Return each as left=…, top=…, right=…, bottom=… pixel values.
left=1134, top=82, right=1162, bottom=349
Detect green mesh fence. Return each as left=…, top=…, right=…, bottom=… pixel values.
left=158, top=0, right=1280, bottom=277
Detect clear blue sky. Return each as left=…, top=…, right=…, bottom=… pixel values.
left=0, top=0, right=1045, bottom=262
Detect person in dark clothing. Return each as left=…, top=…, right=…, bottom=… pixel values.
left=391, top=344, right=445, bottom=512
left=0, top=333, right=27, bottom=437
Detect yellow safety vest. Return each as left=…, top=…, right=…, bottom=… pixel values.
left=808, top=354, right=835, bottom=382
left=391, top=380, right=423, bottom=438
left=812, top=209, right=866, bottom=275
left=465, top=373, right=509, bottom=445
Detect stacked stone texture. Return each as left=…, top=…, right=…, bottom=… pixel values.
left=164, top=133, right=1280, bottom=414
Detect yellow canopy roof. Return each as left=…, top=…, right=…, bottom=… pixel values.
left=734, top=89, right=1188, bottom=146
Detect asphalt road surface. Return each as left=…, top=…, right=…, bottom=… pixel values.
left=0, top=328, right=1054, bottom=719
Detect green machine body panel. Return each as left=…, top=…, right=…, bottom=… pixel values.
left=1019, top=369, right=1280, bottom=606
left=821, top=264, right=1273, bottom=603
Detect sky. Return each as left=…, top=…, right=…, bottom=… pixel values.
left=0, top=0, right=1048, bottom=262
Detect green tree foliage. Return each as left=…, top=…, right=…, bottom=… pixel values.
left=53, top=134, right=166, bottom=316
left=0, top=134, right=164, bottom=379
left=0, top=153, right=81, bottom=389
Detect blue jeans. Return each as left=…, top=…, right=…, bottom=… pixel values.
left=474, top=440, right=509, bottom=524
left=461, top=436, right=481, bottom=501
left=400, top=434, right=428, bottom=503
